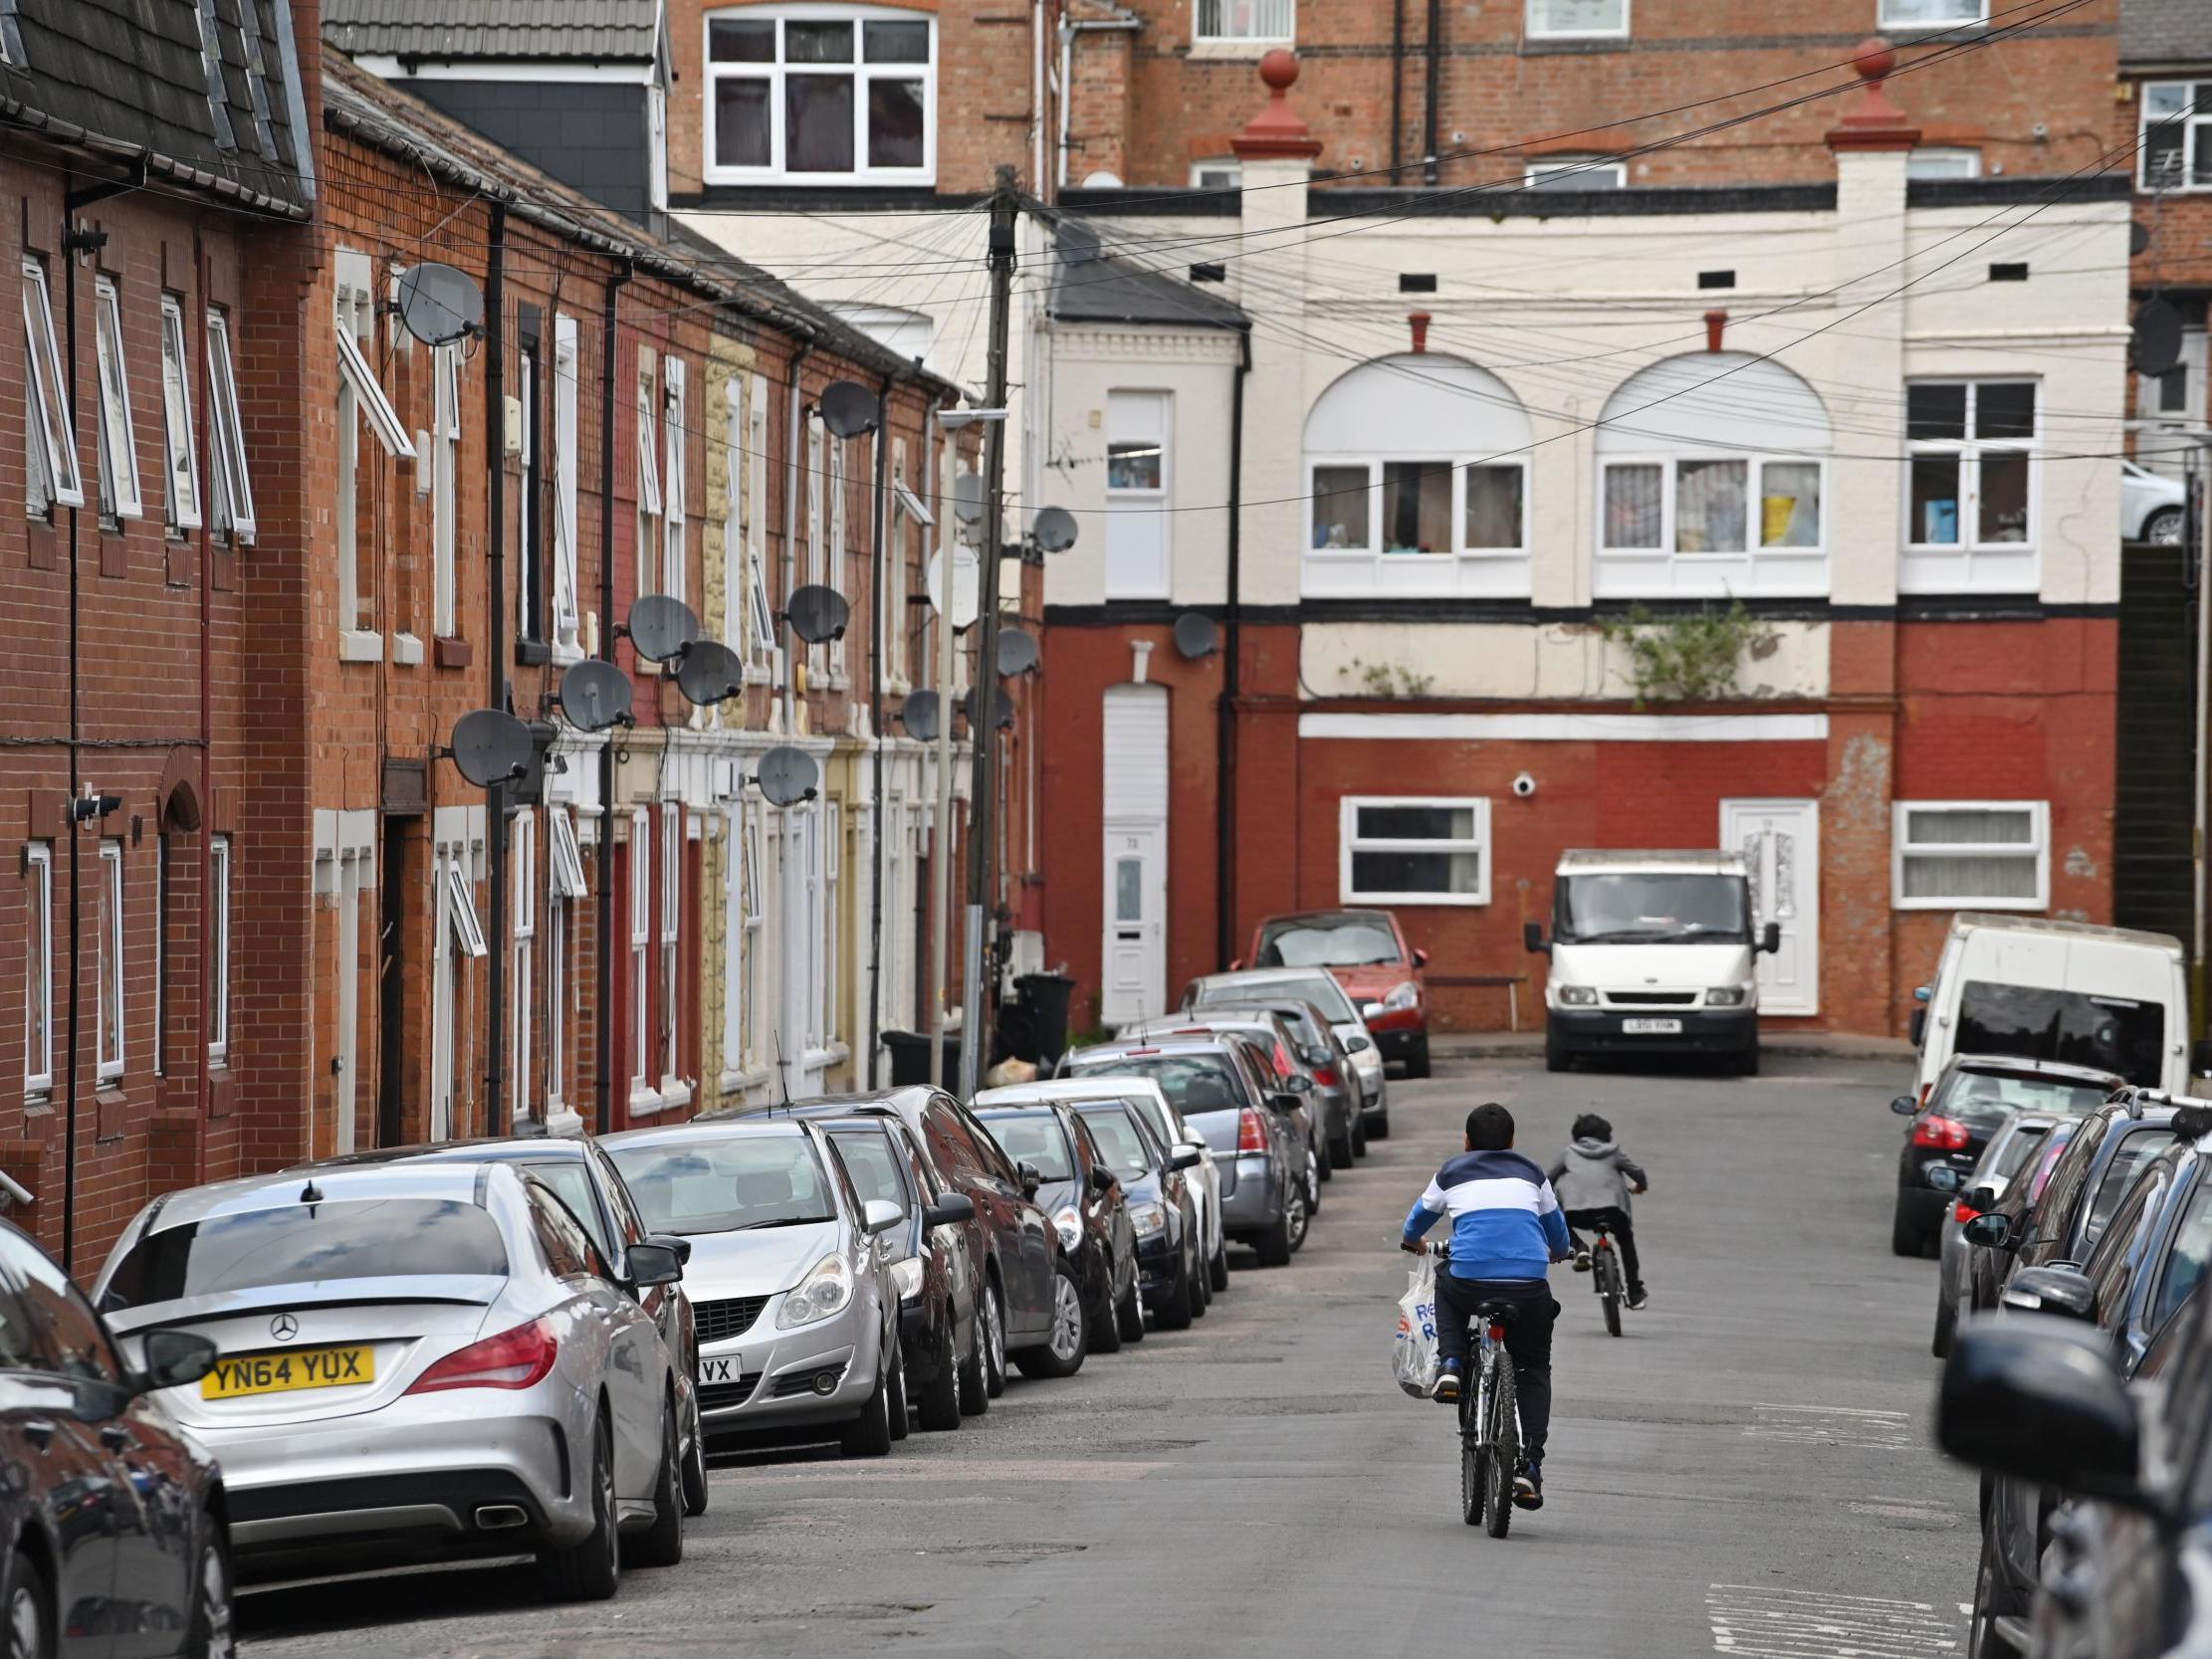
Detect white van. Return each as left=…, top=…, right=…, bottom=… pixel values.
left=1910, top=914, right=2205, bottom=1104
left=1523, top=850, right=1780, bottom=1076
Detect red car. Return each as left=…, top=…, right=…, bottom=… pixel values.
left=1238, top=909, right=1432, bottom=1078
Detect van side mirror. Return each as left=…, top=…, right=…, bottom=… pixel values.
left=1171, top=1145, right=1204, bottom=1171
left=1759, top=921, right=1782, bottom=955
left=862, top=1198, right=906, bottom=1236
left=1016, top=1160, right=1043, bottom=1199
left=923, top=1192, right=976, bottom=1229
left=1087, top=1164, right=1117, bottom=1195
left=1360, top=1003, right=1385, bottom=1022
left=1522, top=922, right=1548, bottom=956
left=1910, top=1008, right=1928, bottom=1048
left=648, top=1232, right=692, bottom=1268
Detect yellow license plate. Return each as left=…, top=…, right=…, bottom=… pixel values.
left=201, top=1346, right=375, bottom=1399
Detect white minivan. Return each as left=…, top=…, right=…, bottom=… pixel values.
left=1523, top=850, right=1780, bottom=1076
left=1909, top=913, right=2208, bottom=1105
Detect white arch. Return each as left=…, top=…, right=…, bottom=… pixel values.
left=1304, top=353, right=1532, bottom=456
left=1595, top=351, right=1832, bottom=457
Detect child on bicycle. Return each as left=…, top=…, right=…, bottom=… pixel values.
left=1548, top=1113, right=1650, bottom=1311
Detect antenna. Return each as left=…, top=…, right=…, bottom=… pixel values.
left=674, top=640, right=744, bottom=706
left=1029, top=506, right=1078, bottom=553
left=626, top=594, right=701, bottom=665
left=556, top=659, right=634, bottom=732
left=774, top=1029, right=793, bottom=1117
left=449, top=709, right=533, bottom=787
left=995, top=626, right=1039, bottom=678
left=784, top=584, right=851, bottom=645
left=394, top=263, right=484, bottom=346
left=899, top=689, right=941, bottom=743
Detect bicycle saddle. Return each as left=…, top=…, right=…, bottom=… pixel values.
left=1473, top=1300, right=1522, bottom=1322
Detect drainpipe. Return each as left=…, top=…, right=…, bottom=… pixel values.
left=1423, top=0, right=1442, bottom=186
left=59, top=196, right=84, bottom=1269
left=783, top=343, right=812, bottom=736
left=1216, top=327, right=1249, bottom=973
left=484, top=201, right=508, bottom=1136
left=1032, top=0, right=1047, bottom=199
left=866, top=373, right=893, bottom=1087
left=1391, top=0, right=1405, bottom=183
left=1057, top=19, right=1141, bottom=192
left=193, top=227, right=210, bottom=1185
left=594, top=261, right=631, bottom=1137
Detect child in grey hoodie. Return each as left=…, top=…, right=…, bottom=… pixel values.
left=1547, top=1114, right=1650, bottom=1309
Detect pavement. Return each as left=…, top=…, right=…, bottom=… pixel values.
left=239, top=1049, right=1973, bottom=1659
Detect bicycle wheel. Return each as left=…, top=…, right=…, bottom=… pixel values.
left=1484, top=1358, right=1518, bottom=1540
left=1600, top=1247, right=1623, bottom=1340
left=1459, top=1369, right=1486, bottom=1527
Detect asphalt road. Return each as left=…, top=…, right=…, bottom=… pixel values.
left=240, top=1054, right=1976, bottom=1659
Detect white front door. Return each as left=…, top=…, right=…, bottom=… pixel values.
left=1722, top=798, right=1820, bottom=1017
left=1101, top=684, right=1169, bottom=1023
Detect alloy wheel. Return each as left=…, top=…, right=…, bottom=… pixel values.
left=1285, top=1183, right=1310, bottom=1251
left=984, top=1284, right=1007, bottom=1393
left=197, top=1537, right=236, bottom=1659
left=7, top=1580, right=41, bottom=1659
left=1048, top=1272, right=1084, bottom=1363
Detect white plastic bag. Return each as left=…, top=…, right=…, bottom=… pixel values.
left=1393, top=1252, right=1438, bottom=1399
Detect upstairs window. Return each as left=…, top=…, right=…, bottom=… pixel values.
left=23, top=844, right=51, bottom=1095
left=1196, top=0, right=1293, bottom=43
left=662, top=358, right=687, bottom=605
left=706, top=6, right=935, bottom=185
left=1526, top=0, right=1626, bottom=40
left=1880, top=0, right=1986, bottom=29
left=1524, top=157, right=1626, bottom=190
left=22, top=258, right=82, bottom=518
left=2142, top=83, right=2212, bottom=192
left=1903, top=379, right=2036, bottom=593
left=205, top=309, right=254, bottom=545
left=93, top=278, right=142, bottom=522
left=1906, top=147, right=1981, bottom=179
left=159, top=297, right=201, bottom=534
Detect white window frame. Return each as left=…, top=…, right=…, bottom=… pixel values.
left=663, top=358, right=687, bottom=606
left=517, top=341, right=539, bottom=644
left=702, top=4, right=939, bottom=188
left=1902, top=378, right=2037, bottom=591
left=722, top=802, right=746, bottom=1078
left=511, top=812, right=535, bottom=1123
left=828, top=426, right=849, bottom=678
left=747, top=373, right=775, bottom=667
left=93, top=277, right=142, bottom=521
left=888, top=444, right=926, bottom=688
left=1194, top=0, right=1293, bottom=44
left=2139, top=81, right=2212, bottom=193
left=805, top=412, right=825, bottom=592
left=1338, top=795, right=1492, bottom=907
left=1190, top=158, right=1241, bottom=189
left=659, top=805, right=683, bottom=1097
left=432, top=341, right=461, bottom=634
left=208, top=834, right=231, bottom=1064
left=1597, top=455, right=1826, bottom=558
left=1523, top=157, right=1627, bottom=190
left=1891, top=801, right=2050, bottom=912
left=1879, top=0, right=1987, bottom=32
left=1906, top=146, right=1982, bottom=180
left=629, top=808, right=654, bottom=1104
left=444, top=858, right=489, bottom=958
left=743, top=809, right=766, bottom=1071
left=821, top=801, right=841, bottom=1051
left=334, top=284, right=410, bottom=643
left=547, top=807, right=583, bottom=1113
left=97, top=841, right=123, bottom=1081
left=159, top=296, right=201, bottom=533
left=1525, top=0, right=1627, bottom=41
left=1306, top=455, right=1532, bottom=560
left=205, top=309, right=254, bottom=543
left=552, top=315, right=581, bottom=648
left=431, top=846, right=486, bottom=1141
left=22, top=258, right=83, bottom=516
left=24, top=843, right=52, bottom=1094
left=637, top=359, right=663, bottom=599
left=1105, top=389, right=1174, bottom=599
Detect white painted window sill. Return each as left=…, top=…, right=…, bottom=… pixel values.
left=659, top=1078, right=694, bottom=1111
left=391, top=632, right=425, bottom=666
left=743, top=665, right=774, bottom=685
left=718, top=1067, right=772, bottom=1097
left=544, top=1104, right=585, bottom=1139
left=628, top=1083, right=667, bottom=1117
left=339, top=629, right=383, bottom=663
left=551, top=639, right=584, bottom=668
left=1186, top=36, right=1287, bottom=59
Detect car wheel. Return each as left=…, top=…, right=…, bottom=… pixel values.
left=2146, top=506, right=2185, bottom=546
left=840, top=1349, right=896, bottom=1457
left=1209, top=1233, right=1230, bottom=1293
left=1365, top=1107, right=1390, bottom=1141
left=957, top=1302, right=990, bottom=1417
left=1735, top=1044, right=1760, bottom=1078
left=1932, top=1293, right=1958, bottom=1359
left=1969, top=1528, right=2024, bottom=1659
left=182, top=1522, right=235, bottom=1659
left=1090, top=1269, right=1124, bottom=1354
left=982, top=1279, right=1008, bottom=1399
left=1013, top=1262, right=1089, bottom=1378
left=1312, top=1135, right=1332, bottom=1186
left=628, top=1393, right=686, bottom=1568
left=1545, top=1031, right=1571, bottom=1073
left=886, top=1336, right=911, bottom=1441
left=537, top=1411, right=620, bottom=1602
left=5, top=1551, right=50, bottom=1659
left=917, top=1318, right=964, bottom=1431
left=1406, top=1036, right=1432, bottom=1080
left=1116, top=1275, right=1147, bottom=1343
left=1351, top=1111, right=1368, bottom=1158
left=1155, top=1246, right=1196, bottom=1328
left=1190, top=1244, right=1211, bottom=1318
left=679, top=1386, right=709, bottom=1518
left=1890, top=1203, right=1927, bottom=1259
left=1328, top=1122, right=1355, bottom=1170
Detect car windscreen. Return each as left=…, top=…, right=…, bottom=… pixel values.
left=1955, top=983, right=2165, bottom=1089
left=2083, top=1131, right=2170, bottom=1249
left=100, top=1198, right=508, bottom=1312
left=980, top=1114, right=1073, bottom=1181
left=1070, top=1055, right=1244, bottom=1149
left=1199, top=975, right=1356, bottom=1024
left=1075, top=1106, right=1152, bottom=1181
left=1934, top=1071, right=2115, bottom=1136
left=827, top=1130, right=913, bottom=1215
left=1255, top=916, right=1399, bottom=968
left=606, top=1136, right=838, bottom=1236
left=1114, top=1093, right=1180, bottom=1152
left=1555, top=873, right=1748, bottom=944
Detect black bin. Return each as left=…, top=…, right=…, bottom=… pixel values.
left=1014, top=972, right=1077, bottom=1071
left=882, top=1029, right=962, bottom=1089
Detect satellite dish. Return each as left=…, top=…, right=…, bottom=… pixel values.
left=958, top=689, right=1015, bottom=731
left=785, top=584, right=850, bottom=644
left=395, top=262, right=484, bottom=347
left=2131, top=221, right=2151, bottom=257
left=675, top=639, right=744, bottom=706
left=2132, top=297, right=2184, bottom=376
left=926, top=546, right=981, bottom=629
left=558, top=659, right=633, bottom=732
left=900, top=689, right=941, bottom=743
left=1174, top=611, right=1219, bottom=660
left=819, top=381, right=879, bottom=440
left=1030, top=507, right=1078, bottom=553
left=996, top=626, right=1039, bottom=678
left=755, top=745, right=820, bottom=808
left=627, top=594, right=700, bottom=664
left=450, top=709, right=534, bottom=787
left=952, top=473, right=988, bottom=540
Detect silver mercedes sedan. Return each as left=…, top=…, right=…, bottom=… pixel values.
left=94, top=1160, right=690, bottom=1601
left=603, top=1117, right=906, bottom=1456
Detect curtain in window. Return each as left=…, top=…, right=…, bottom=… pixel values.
left=1603, top=464, right=1661, bottom=549
left=1674, top=459, right=1746, bottom=552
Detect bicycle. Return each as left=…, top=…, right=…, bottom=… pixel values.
left=1586, top=1218, right=1626, bottom=1339
left=1429, top=1244, right=1522, bottom=1538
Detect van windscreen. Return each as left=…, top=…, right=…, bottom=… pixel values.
left=1955, top=982, right=2164, bottom=1089
left=1555, top=874, right=1747, bottom=944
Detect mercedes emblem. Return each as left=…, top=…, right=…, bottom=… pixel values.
left=269, top=1313, right=300, bottom=1342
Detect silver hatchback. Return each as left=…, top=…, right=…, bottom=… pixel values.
left=94, top=1161, right=691, bottom=1600
left=604, top=1118, right=907, bottom=1456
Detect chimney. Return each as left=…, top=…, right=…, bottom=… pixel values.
left=1409, top=311, right=1433, bottom=353
left=1703, top=310, right=1727, bottom=352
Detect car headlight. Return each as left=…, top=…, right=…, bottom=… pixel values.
left=1384, top=980, right=1421, bottom=1012
left=775, top=1253, right=855, bottom=1329
left=1128, top=1201, right=1167, bottom=1237
left=1558, top=984, right=1599, bottom=1007
left=1705, top=985, right=1748, bottom=1006
left=889, top=1256, right=924, bottom=1302
left=1052, top=1206, right=1082, bottom=1252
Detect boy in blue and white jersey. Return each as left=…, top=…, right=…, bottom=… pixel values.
left=1401, top=1101, right=1571, bottom=1509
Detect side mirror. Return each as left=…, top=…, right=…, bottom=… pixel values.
left=1288, top=1073, right=1315, bottom=1095
left=1016, top=1160, right=1043, bottom=1199
left=624, top=1240, right=685, bottom=1289
left=1170, top=1145, right=1204, bottom=1171
left=138, top=1329, right=218, bottom=1392
left=862, top=1198, right=906, bottom=1236
left=2192, top=1038, right=2212, bottom=1079
left=1962, top=1185, right=2000, bottom=1214
left=1759, top=921, right=1782, bottom=955
left=923, top=1192, right=976, bottom=1229
left=1360, top=1002, right=1385, bottom=1022
left=1087, top=1164, right=1117, bottom=1195
left=1889, top=1095, right=1917, bottom=1116
left=1413, top=947, right=1431, bottom=968
left=1963, top=1212, right=2014, bottom=1250
left=647, top=1232, right=692, bottom=1268
left=1909, top=1008, right=1928, bottom=1048
left=1304, top=1045, right=1332, bottom=1069
left=2001, top=1265, right=2099, bottom=1323
left=1345, top=1035, right=1372, bottom=1054
left=1271, top=1092, right=1304, bottom=1116
left=1913, top=984, right=1932, bottom=1003
left=1522, top=922, right=1548, bottom=956
left=1938, top=1318, right=2151, bottom=1512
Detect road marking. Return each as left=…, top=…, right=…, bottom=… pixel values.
left=1708, top=1584, right=1960, bottom=1657
left=1744, top=1404, right=1911, bottom=1450
left=726, top=1457, right=1167, bottom=1485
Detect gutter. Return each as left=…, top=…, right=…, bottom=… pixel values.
left=1217, top=325, right=1250, bottom=973
left=0, top=99, right=310, bottom=218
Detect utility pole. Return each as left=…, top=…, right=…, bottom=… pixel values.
left=958, top=167, right=1018, bottom=1100
left=2194, top=450, right=2209, bottom=1039
left=928, top=407, right=955, bottom=1089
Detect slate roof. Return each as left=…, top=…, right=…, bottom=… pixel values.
left=1045, top=214, right=1248, bottom=332
left=324, top=0, right=662, bottom=63
left=2119, top=0, right=2212, bottom=70
left=0, top=0, right=314, bottom=215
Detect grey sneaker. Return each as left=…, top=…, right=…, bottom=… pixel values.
left=1431, top=1363, right=1462, bottom=1404
left=1571, top=1248, right=1593, bottom=1273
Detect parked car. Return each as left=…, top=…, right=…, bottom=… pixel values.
left=977, top=1076, right=1230, bottom=1296
left=1130, top=997, right=1366, bottom=1168
left=1070, top=1097, right=1207, bottom=1332
left=1889, top=1055, right=2121, bottom=1256
left=1063, top=1034, right=1311, bottom=1266
left=1238, top=908, right=1433, bottom=1079
left=1185, top=965, right=1390, bottom=1139
left=1932, top=1112, right=2061, bottom=1358
left=729, top=1089, right=1069, bottom=1395
left=2122, top=457, right=2187, bottom=544
left=96, top=1160, right=689, bottom=1600
left=1116, top=1010, right=1332, bottom=1195
left=602, top=1118, right=906, bottom=1455
left=976, top=1103, right=1147, bottom=1343
left=0, top=1216, right=231, bottom=1656
left=297, top=1135, right=708, bottom=1515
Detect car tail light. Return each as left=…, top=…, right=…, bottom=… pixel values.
left=1237, top=1108, right=1269, bottom=1153
left=405, top=1318, right=558, bottom=1394
left=1912, top=1115, right=1971, bottom=1151
left=1952, top=1200, right=1981, bottom=1224
left=1273, top=1042, right=1295, bottom=1079
left=1313, top=1064, right=1340, bottom=1086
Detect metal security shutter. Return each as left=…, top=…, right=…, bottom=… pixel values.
left=1102, top=685, right=1168, bottom=823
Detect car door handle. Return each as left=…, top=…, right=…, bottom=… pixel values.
left=20, top=1420, right=52, bottom=1452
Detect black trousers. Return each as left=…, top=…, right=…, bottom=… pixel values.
left=1565, top=1206, right=1643, bottom=1291
left=1434, top=1274, right=1557, bottom=1463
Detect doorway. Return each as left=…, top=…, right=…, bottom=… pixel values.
left=1721, top=798, right=1820, bottom=1017
left=377, top=817, right=414, bottom=1147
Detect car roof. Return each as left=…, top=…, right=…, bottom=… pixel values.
left=1946, top=913, right=2186, bottom=954
left=1255, top=909, right=1395, bottom=929
left=1944, top=1055, right=2128, bottom=1088
left=602, top=1117, right=823, bottom=1151
left=977, top=1078, right=1173, bottom=1108
left=1072, top=1036, right=1244, bottom=1064
left=133, top=1162, right=496, bottom=1234
left=298, top=1137, right=590, bottom=1171
left=1198, top=967, right=1343, bottom=988
left=1556, top=848, right=1747, bottom=875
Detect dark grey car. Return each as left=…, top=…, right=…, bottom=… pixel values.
left=1136, top=999, right=1364, bottom=1169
